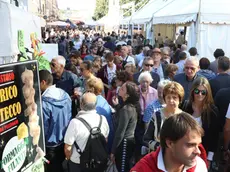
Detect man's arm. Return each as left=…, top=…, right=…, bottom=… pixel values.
left=64, top=144, right=72, bottom=160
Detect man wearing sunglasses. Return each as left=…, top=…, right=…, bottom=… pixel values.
left=174, top=56, right=202, bottom=100
left=133, top=57, right=160, bottom=89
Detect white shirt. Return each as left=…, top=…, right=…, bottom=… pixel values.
left=64, top=110, right=109, bottom=164
left=193, top=116, right=202, bottom=126
left=157, top=149, right=207, bottom=172
left=107, top=64, right=116, bottom=85
left=122, top=56, right=135, bottom=66
left=176, top=60, right=186, bottom=74
left=226, top=104, right=230, bottom=119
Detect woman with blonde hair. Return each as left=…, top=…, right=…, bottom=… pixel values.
left=86, top=77, right=114, bottom=153
left=182, top=77, right=219, bottom=167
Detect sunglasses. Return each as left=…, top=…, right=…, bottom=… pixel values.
left=194, top=88, right=207, bottom=96
left=49, top=62, right=55, bottom=67
left=145, top=64, right=154, bottom=67
left=185, top=66, right=196, bottom=71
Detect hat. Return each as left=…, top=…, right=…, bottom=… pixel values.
left=214, top=49, right=225, bottom=58
left=152, top=48, right=161, bottom=54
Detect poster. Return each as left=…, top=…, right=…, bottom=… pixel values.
left=0, top=60, right=45, bottom=172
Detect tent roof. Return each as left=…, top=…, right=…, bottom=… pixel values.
left=152, top=0, right=230, bottom=24
left=120, top=16, right=131, bottom=24
left=130, top=0, right=175, bottom=24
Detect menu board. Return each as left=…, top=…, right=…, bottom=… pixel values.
left=0, top=60, right=45, bottom=172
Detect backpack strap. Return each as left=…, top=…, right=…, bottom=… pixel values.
left=73, top=117, right=92, bottom=155
left=74, top=116, right=102, bottom=155
left=155, top=111, right=162, bottom=137
left=98, top=115, right=102, bottom=128
left=77, top=117, right=92, bottom=132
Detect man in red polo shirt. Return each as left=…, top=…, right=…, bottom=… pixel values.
left=131, top=112, right=208, bottom=172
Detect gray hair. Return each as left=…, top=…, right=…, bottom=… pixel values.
left=158, top=79, right=172, bottom=88
left=181, top=44, right=187, bottom=51
left=138, top=71, right=153, bottom=83
left=53, top=55, right=66, bottom=67
left=185, top=56, right=199, bottom=67
left=81, top=103, right=96, bottom=111
left=142, top=56, right=153, bottom=65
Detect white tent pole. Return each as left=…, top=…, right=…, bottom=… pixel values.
left=196, top=0, right=202, bottom=50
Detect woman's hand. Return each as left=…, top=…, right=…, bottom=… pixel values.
left=110, top=154, right=116, bottom=163
left=112, top=96, right=119, bottom=106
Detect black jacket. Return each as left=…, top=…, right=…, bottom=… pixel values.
left=209, top=73, right=230, bottom=98
left=214, top=87, right=230, bottom=132
left=182, top=101, right=220, bottom=153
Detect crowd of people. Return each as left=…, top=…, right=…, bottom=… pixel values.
left=40, top=28, right=230, bottom=172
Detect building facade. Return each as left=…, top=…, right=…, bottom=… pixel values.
left=7, top=0, right=59, bottom=20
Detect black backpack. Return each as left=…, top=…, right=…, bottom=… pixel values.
left=74, top=115, right=108, bottom=172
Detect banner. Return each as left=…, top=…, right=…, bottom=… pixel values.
left=0, top=60, right=45, bottom=172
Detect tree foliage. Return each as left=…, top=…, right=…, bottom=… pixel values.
left=93, top=0, right=109, bottom=20
left=93, top=0, right=150, bottom=20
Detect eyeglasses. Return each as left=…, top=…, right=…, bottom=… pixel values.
left=49, top=62, right=55, bottom=67
left=194, top=88, right=207, bottom=96
left=164, top=54, right=169, bottom=56
left=145, top=64, right=154, bottom=67
left=185, top=66, right=196, bottom=71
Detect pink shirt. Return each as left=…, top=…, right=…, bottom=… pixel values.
left=139, top=86, right=158, bottom=115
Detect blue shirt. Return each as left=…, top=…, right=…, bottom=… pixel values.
left=84, top=55, right=94, bottom=61
left=96, top=95, right=114, bottom=153
left=143, top=99, right=163, bottom=123
left=136, top=52, right=144, bottom=64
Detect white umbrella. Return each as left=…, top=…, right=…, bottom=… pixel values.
left=47, top=21, right=70, bottom=26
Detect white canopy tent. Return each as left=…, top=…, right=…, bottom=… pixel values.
left=47, top=21, right=70, bottom=26
left=129, top=0, right=174, bottom=24
left=0, top=0, right=43, bottom=63
left=152, top=0, right=230, bottom=61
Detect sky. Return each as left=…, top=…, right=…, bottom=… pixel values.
left=57, top=0, right=96, bottom=11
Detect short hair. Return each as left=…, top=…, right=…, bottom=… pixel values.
left=163, top=82, right=184, bottom=103
left=81, top=98, right=96, bottom=111
left=214, top=49, right=225, bottom=59
left=116, top=70, right=132, bottom=83
left=165, top=64, right=178, bottom=77
left=86, top=78, right=104, bottom=95
left=178, top=52, right=187, bottom=60
left=39, top=70, right=53, bottom=85
left=82, top=60, right=93, bottom=70
left=218, top=56, right=230, bottom=71
left=160, top=112, right=204, bottom=152
left=158, top=79, right=171, bottom=89
left=199, top=57, right=210, bottom=69
left=65, top=63, right=77, bottom=75
left=105, top=52, right=114, bottom=61
left=189, top=47, right=197, bottom=56
left=181, top=44, right=187, bottom=51
left=53, top=55, right=66, bottom=67
left=185, top=56, right=199, bottom=67
left=138, top=71, right=153, bottom=83
left=70, top=51, right=81, bottom=59
left=90, top=44, right=97, bottom=50
left=143, top=56, right=153, bottom=65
